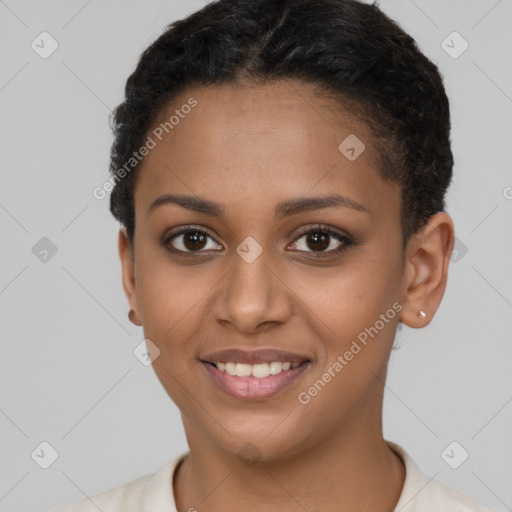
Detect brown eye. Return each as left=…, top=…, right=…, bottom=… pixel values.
left=163, top=227, right=223, bottom=253
left=182, top=230, right=208, bottom=251
left=289, top=225, right=354, bottom=255
left=304, top=232, right=330, bottom=252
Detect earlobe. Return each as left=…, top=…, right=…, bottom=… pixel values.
left=118, top=228, right=141, bottom=324
left=400, top=212, right=455, bottom=329
left=128, top=308, right=142, bottom=326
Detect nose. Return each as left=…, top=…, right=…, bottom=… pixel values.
left=213, top=251, right=293, bottom=334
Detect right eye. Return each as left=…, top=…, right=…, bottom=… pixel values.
left=162, top=225, right=224, bottom=254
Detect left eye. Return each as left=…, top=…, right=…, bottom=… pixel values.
left=289, top=227, right=352, bottom=254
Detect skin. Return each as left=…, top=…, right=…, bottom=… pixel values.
left=118, top=79, right=454, bottom=512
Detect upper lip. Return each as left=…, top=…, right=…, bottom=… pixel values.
left=200, top=348, right=311, bottom=365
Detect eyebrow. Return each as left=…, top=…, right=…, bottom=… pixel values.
left=148, top=193, right=369, bottom=218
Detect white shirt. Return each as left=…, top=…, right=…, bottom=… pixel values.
left=53, top=441, right=498, bottom=511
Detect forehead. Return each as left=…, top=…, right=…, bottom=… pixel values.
left=150, top=79, right=381, bottom=165
left=134, top=80, right=399, bottom=220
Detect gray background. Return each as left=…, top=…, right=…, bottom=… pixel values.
left=0, top=0, right=511, bottom=510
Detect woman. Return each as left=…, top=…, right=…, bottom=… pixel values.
left=55, top=0, right=497, bottom=510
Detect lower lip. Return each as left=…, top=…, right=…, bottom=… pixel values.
left=201, top=361, right=311, bottom=401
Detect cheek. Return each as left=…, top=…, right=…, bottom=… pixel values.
left=133, top=251, right=203, bottom=355
left=292, top=257, right=401, bottom=334
left=295, top=290, right=399, bottom=425
left=290, top=255, right=402, bottom=394
left=134, top=258, right=207, bottom=406
left=135, top=243, right=200, bottom=316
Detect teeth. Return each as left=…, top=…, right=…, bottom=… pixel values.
left=213, top=361, right=302, bottom=378
left=225, top=362, right=237, bottom=376
left=236, top=363, right=252, bottom=377
left=252, top=363, right=270, bottom=378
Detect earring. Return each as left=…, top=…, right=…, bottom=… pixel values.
left=417, top=310, right=427, bottom=319
left=128, top=309, right=142, bottom=326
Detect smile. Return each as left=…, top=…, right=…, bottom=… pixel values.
left=212, top=361, right=301, bottom=378
left=201, top=360, right=311, bottom=400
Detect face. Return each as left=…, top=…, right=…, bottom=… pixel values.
left=119, top=80, right=449, bottom=461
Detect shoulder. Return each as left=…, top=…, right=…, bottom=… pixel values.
left=52, top=472, right=153, bottom=512
left=387, top=441, right=498, bottom=512
left=52, top=452, right=188, bottom=512
left=422, top=476, right=499, bottom=512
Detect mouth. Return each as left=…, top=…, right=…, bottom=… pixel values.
left=200, top=359, right=312, bottom=401
left=202, top=360, right=305, bottom=376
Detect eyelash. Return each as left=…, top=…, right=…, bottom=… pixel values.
left=161, top=223, right=354, bottom=258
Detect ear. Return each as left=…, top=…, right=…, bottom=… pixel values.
left=118, top=228, right=141, bottom=325
left=400, top=212, right=455, bottom=328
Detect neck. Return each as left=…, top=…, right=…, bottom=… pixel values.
left=174, top=417, right=405, bottom=512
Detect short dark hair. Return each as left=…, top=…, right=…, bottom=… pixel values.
left=109, top=0, right=453, bottom=246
